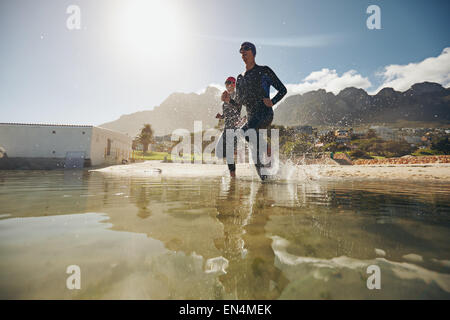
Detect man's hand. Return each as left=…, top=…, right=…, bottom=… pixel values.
left=263, top=98, right=273, bottom=107
left=221, top=91, right=230, bottom=103
left=215, top=113, right=222, bottom=119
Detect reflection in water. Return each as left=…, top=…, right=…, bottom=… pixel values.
left=215, top=179, right=289, bottom=299
left=0, top=170, right=449, bottom=299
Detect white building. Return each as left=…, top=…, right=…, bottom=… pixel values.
left=0, top=123, right=132, bottom=169
left=370, top=126, right=402, bottom=142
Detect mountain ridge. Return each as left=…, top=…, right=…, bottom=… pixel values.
left=99, top=81, right=450, bottom=137
left=274, top=81, right=449, bottom=127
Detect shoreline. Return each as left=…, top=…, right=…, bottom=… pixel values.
left=91, top=160, right=450, bottom=182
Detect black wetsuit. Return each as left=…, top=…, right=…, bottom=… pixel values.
left=221, top=91, right=241, bottom=129
left=218, top=91, right=241, bottom=172
left=229, top=64, right=287, bottom=177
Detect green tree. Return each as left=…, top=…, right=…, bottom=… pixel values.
left=281, top=141, right=295, bottom=157
left=319, top=130, right=336, bottom=144
left=138, top=124, right=154, bottom=154
left=292, top=140, right=312, bottom=154
left=380, top=140, right=415, bottom=158
left=431, top=136, right=450, bottom=155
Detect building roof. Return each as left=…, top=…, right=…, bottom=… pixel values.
left=0, top=123, right=93, bottom=128
left=0, top=123, right=132, bottom=138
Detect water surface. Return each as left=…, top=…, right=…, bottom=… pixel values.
left=0, top=170, right=449, bottom=299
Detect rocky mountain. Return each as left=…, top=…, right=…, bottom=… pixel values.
left=100, top=82, right=450, bottom=137
left=99, top=86, right=223, bottom=137
left=274, top=82, right=450, bottom=127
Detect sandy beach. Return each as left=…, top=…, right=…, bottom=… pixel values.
left=91, top=160, right=450, bottom=181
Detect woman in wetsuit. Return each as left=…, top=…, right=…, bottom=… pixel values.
left=221, top=42, right=287, bottom=180
left=215, top=76, right=242, bottom=177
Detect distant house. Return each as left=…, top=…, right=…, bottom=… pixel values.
left=0, top=123, right=132, bottom=169
left=314, top=142, right=324, bottom=148
left=421, top=135, right=432, bottom=146
left=370, top=126, right=402, bottom=142
left=352, top=131, right=366, bottom=139
left=334, top=129, right=350, bottom=143
left=404, top=135, right=422, bottom=145
left=293, top=125, right=313, bottom=135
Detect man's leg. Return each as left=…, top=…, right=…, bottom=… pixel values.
left=253, top=113, right=273, bottom=167
left=240, top=117, right=259, bottom=166
left=258, top=115, right=274, bottom=169
left=241, top=114, right=273, bottom=179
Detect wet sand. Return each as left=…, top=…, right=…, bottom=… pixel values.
left=91, top=161, right=450, bottom=181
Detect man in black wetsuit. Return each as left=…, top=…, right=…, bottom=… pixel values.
left=221, top=42, right=287, bottom=180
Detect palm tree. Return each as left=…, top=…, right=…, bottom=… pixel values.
left=138, top=124, right=154, bottom=154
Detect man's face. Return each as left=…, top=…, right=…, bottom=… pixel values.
left=240, top=46, right=254, bottom=64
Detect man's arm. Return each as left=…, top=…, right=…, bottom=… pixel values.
left=265, top=66, right=287, bottom=105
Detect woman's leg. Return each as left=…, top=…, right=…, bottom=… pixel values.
left=227, top=163, right=236, bottom=177
left=224, top=129, right=237, bottom=176
left=215, top=131, right=225, bottom=159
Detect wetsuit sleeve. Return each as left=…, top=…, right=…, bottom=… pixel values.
left=228, top=97, right=242, bottom=108
left=220, top=104, right=225, bottom=119
left=228, top=75, right=243, bottom=108
left=264, top=66, right=287, bottom=105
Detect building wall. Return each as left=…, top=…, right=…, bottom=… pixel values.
left=0, top=124, right=133, bottom=168
left=0, top=124, right=93, bottom=159
left=90, top=127, right=132, bottom=166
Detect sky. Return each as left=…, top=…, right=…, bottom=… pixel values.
left=0, top=0, right=449, bottom=126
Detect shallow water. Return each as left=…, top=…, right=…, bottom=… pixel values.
left=0, top=169, right=449, bottom=299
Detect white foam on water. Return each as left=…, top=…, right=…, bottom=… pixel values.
left=266, top=157, right=325, bottom=182
left=204, top=256, right=229, bottom=274
left=271, top=235, right=450, bottom=293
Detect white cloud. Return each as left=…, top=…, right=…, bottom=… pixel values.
left=286, top=68, right=372, bottom=96
left=374, top=47, right=450, bottom=93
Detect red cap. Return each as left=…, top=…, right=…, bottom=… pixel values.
left=225, top=76, right=236, bottom=84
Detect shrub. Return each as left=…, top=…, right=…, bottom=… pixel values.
left=281, top=141, right=295, bottom=156
left=431, top=137, right=450, bottom=155
left=412, top=148, right=439, bottom=156
left=380, top=140, right=415, bottom=158
left=350, top=149, right=373, bottom=160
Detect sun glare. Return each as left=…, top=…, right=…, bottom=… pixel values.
left=115, top=0, right=183, bottom=62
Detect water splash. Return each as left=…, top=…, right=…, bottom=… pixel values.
left=267, top=157, right=325, bottom=182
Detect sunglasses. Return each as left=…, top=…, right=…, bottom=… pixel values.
left=239, top=45, right=252, bottom=53
left=225, top=80, right=235, bottom=85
